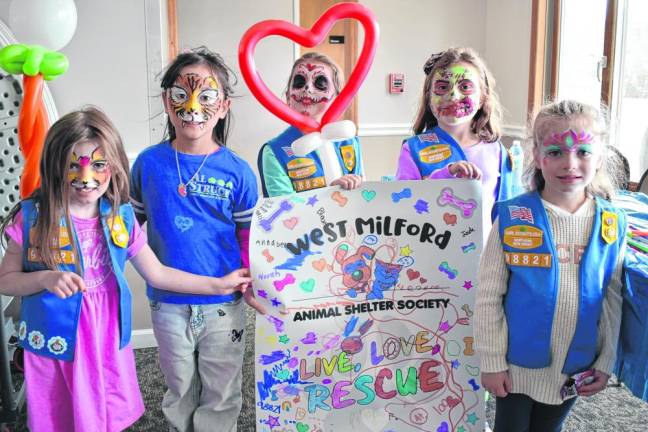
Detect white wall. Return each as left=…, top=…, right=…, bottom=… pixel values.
left=485, top=0, right=532, bottom=133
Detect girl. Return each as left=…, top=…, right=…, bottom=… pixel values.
left=396, top=47, right=524, bottom=234
left=258, top=52, right=363, bottom=197
left=129, top=47, right=259, bottom=432
left=475, top=100, right=626, bottom=431
left=0, top=107, right=255, bottom=432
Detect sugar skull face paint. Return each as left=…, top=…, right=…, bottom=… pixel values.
left=429, top=62, right=482, bottom=126
left=67, top=145, right=110, bottom=190
left=541, top=129, right=595, bottom=156
left=169, top=72, right=222, bottom=127
left=287, top=61, right=336, bottom=121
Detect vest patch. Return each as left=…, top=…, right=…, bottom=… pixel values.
left=107, top=215, right=129, bottom=248
left=503, top=225, right=544, bottom=249
left=601, top=211, right=618, bottom=244
left=419, top=133, right=440, bottom=142
left=47, top=336, right=68, bottom=355
left=508, top=205, right=534, bottom=224
left=287, top=158, right=317, bottom=179
left=28, top=330, right=45, bottom=350
left=27, top=248, right=75, bottom=264
left=505, top=252, right=551, bottom=268
left=340, top=145, right=356, bottom=172
left=419, top=144, right=452, bottom=164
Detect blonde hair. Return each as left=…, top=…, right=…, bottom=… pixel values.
left=1, top=107, right=130, bottom=271
left=525, top=99, right=623, bottom=200
left=413, top=47, right=502, bottom=142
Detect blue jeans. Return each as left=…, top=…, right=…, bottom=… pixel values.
left=150, top=299, right=246, bottom=432
left=494, top=393, right=577, bottom=432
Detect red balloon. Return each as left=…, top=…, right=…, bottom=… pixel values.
left=238, top=2, right=379, bottom=133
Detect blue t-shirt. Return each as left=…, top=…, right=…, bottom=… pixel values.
left=130, top=141, right=258, bottom=304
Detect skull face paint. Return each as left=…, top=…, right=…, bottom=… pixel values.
left=67, top=146, right=110, bottom=190
left=287, top=61, right=336, bottom=121
left=429, top=62, right=482, bottom=126
left=169, top=73, right=222, bottom=128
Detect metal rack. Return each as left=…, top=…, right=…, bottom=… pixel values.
left=0, top=294, right=24, bottom=426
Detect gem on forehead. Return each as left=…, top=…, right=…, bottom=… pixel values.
left=543, top=129, right=593, bottom=148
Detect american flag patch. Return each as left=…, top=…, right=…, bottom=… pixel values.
left=282, top=146, right=295, bottom=157
left=509, top=206, right=534, bottom=223
left=420, top=133, right=440, bottom=143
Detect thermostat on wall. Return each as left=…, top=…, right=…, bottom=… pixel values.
left=388, top=73, right=404, bottom=94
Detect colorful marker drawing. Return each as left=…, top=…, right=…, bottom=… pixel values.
left=252, top=180, right=484, bottom=431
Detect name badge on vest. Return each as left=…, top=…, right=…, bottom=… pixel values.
left=419, top=144, right=452, bottom=164
left=340, top=145, right=356, bottom=172
left=601, top=211, right=618, bottom=244
left=107, top=215, right=129, bottom=248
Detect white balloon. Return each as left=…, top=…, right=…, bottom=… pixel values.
left=9, top=0, right=77, bottom=50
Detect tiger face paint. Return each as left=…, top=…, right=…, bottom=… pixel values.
left=168, top=72, right=223, bottom=128
left=67, top=145, right=110, bottom=190
left=429, top=62, right=482, bottom=127
left=287, top=61, right=336, bottom=121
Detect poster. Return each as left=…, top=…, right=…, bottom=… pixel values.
left=252, top=180, right=484, bottom=432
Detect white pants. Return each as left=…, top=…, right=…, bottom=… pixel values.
left=150, top=299, right=246, bottom=432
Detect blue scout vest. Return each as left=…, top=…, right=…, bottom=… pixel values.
left=496, top=191, right=625, bottom=374
left=404, top=126, right=524, bottom=202
left=17, top=198, right=135, bottom=361
left=258, top=126, right=362, bottom=197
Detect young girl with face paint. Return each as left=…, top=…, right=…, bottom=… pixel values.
left=397, top=48, right=524, bottom=234
left=129, top=47, right=261, bottom=432
left=258, top=52, right=363, bottom=197
left=475, top=100, right=626, bottom=432
left=0, top=107, right=257, bottom=431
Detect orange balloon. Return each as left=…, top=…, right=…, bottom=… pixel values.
left=18, top=74, right=48, bottom=198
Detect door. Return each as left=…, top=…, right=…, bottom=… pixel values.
left=300, top=0, right=358, bottom=123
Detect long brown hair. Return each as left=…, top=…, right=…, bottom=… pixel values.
left=413, top=47, right=502, bottom=142
left=525, top=99, right=622, bottom=200
left=0, top=107, right=130, bottom=271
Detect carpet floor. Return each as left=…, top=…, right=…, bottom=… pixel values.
left=8, top=307, right=648, bottom=431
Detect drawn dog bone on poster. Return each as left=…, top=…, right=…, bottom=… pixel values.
left=437, top=188, right=477, bottom=218
left=259, top=200, right=293, bottom=231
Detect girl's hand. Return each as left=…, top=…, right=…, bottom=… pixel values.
left=449, top=161, right=482, bottom=180
left=216, top=268, right=253, bottom=294
left=43, top=271, right=86, bottom=299
left=577, top=369, right=609, bottom=396
left=330, top=174, right=363, bottom=190
left=481, top=371, right=512, bottom=397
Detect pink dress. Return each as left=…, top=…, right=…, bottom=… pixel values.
left=6, top=211, right=146, bottom=431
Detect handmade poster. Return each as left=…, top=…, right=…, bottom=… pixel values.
left=252, top=180, right=484, bottom=432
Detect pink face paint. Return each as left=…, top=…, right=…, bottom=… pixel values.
left=67, top=147, right=110, bottom=187
left=541, top=129, right=595, bottom=156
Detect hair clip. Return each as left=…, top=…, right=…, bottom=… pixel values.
left=423, top=51, right=446, bottom=75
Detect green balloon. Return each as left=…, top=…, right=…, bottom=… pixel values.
left=0, top=43, right=68, bottom=80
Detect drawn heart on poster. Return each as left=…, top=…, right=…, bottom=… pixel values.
left=238, top=2, right=379, bottom=133
left=406, top=268, right=421, bottom=280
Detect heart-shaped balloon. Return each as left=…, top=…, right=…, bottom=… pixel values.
left=238, top=2, right=379, bottom=133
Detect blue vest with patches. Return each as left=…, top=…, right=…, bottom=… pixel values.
left=18, top=198, right=135, bottom=361
left=259, top=126, right=362, bottom=196
left=495, top=191, right=625, bottom=374
left=404, top=126, right=524, bottom=202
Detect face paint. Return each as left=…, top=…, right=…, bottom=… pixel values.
left=169, top=73, right=222, bottom=127
left=68, top=147, right=110, bottom=190
left=429, top=63, right=482, bottom=126
left=541, top=129, right=595, bottom=157
left=287, top=61, right=336, bottom=121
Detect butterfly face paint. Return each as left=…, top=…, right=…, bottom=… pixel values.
left=430, top=63, right=482, bottom=126
left=287, top=61, right=336, bottom=121
left=169, top=73, right=222, bottom=128
left=67, top=146, right=110, bottom=190
left=542, top=129, right=595, bottom=157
